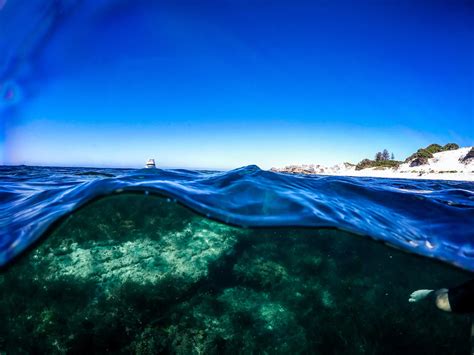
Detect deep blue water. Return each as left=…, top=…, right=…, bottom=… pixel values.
left=1, top=165, right=473, bottom=271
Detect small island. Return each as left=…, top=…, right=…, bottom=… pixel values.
left=271, top=144, right=474, bottom=181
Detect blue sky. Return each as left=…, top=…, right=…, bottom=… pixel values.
left=1, top=0, right=473, bottom=169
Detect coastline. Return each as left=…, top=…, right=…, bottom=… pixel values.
left=271, top=146, right=474, bottom=182
left=311, top=169, right=474, bottom=182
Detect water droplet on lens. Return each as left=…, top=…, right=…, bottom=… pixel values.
left=0, top=80, right=21, bottom=106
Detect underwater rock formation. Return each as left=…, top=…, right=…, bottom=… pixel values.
left=0, top=195, right=472, bottom=354
left=36, top=218, right=238, bottom=296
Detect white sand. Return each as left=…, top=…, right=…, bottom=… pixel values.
left=272, top=147, right=474, bottom=181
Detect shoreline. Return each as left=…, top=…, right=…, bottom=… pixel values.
left=290, top=170, right=474, bottom=182
left=271, top=146, right=474, bottom=182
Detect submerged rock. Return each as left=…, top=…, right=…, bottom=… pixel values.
left=164, top=287, right=307, bottom=354
left=37, top=218, right=238, bottom=296
left=0, top=195, right=472, bottom=354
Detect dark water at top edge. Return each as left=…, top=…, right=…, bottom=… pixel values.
left=0, top=165, right=473, bottom=271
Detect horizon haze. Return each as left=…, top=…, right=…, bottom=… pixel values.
left=1, top=0, right=473, bottom=169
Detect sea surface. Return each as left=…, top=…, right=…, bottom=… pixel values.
left=1, top=165, right=473, bottom=270
left=1, top=165, right=473, bottom=353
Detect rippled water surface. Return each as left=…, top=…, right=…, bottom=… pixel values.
left=1, top=166, right=473, bottom=270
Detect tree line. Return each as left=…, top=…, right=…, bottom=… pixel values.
left=375, top=149, right=395, bottom=161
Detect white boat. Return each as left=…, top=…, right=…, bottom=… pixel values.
left=145, top=158, right=156, bottom=168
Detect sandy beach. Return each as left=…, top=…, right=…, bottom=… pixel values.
left=272, top=147, right=474, bottom=181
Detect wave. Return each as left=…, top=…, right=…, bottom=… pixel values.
left=0, top=165, right=473, bottom=271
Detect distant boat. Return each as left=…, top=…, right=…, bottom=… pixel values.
left=145, top=159, right=156, bottom=168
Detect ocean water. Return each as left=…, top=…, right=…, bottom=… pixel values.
left=0, top=166, right=473, bottom=353
left=1, top=165, right=474, bottom=270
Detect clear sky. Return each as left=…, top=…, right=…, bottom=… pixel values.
left=1, top=0, right=473, bottom=169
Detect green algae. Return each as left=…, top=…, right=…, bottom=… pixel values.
left=0, top=194, right=472, bottom=354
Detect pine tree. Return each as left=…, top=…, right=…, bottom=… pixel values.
left=375, top=152, right=383, bottom=161
left=382, top=149, right=390, bottom=161
left=391, top=152, right=395, bottom=160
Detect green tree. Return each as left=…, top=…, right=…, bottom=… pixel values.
left=442, top=143, right=459, bottom=151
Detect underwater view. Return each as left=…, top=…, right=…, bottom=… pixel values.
left=1, top=166, right=473, bottom=353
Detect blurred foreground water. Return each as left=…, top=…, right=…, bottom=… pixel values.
left=1, top=194, right=472, bottom=354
